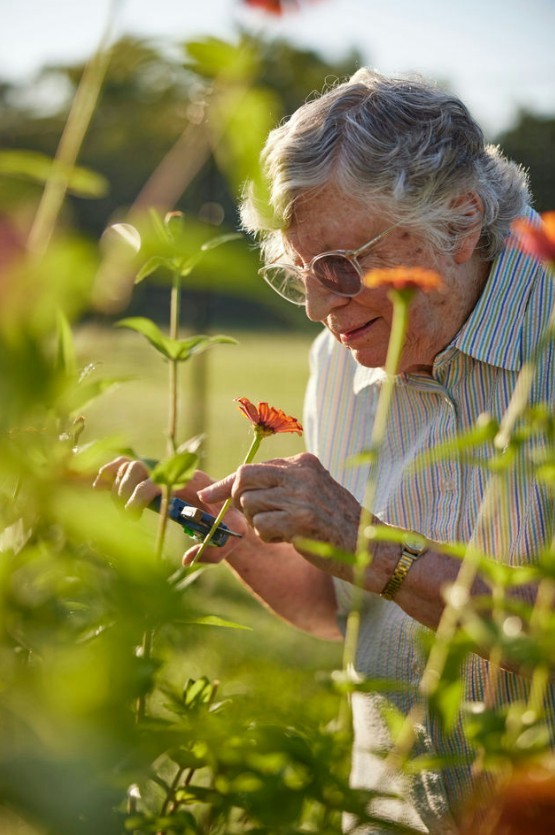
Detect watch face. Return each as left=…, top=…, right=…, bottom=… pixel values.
left=403, top=532, right=426, bottom=554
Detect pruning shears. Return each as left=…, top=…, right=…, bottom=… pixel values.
left=148, top=495, right=241, bottom=547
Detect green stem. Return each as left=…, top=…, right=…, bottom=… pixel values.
left=136, top=628, right=152, bottom=723
left=526, top=575, right=555, bottom=716
left=27, top=1, right=120, bottom=256
left=167, top=271, right=181, bottom=456
left=138, top=247, right=182, bottom=732
left=342, top=290, right=412, bottom=684
left=188, top=431, right=263, bottom=567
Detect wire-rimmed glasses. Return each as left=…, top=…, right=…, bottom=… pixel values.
left=258, top=222, right=399, bottom=306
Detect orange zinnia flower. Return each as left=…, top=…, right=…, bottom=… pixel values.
left=242, top=0, right=299, bottom=14
left=235, top=397, right=303, bottom=437
left=363, top=266, right=445, bottom=292
left=512, top=212, right=555, bottom=265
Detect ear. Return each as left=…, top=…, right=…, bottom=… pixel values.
left=450, top=192, right=484, bottom=264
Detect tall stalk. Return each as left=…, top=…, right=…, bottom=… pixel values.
left=340, top=288, right=412, bottom=727
left=138, top=268, right=183, bottom=724
left=27, top=1, right=121, bottom=256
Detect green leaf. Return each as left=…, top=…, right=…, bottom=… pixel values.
left=65, top=376, right=132, bottom=414
left=70, top=436, right=138, bottom=473
left=380, top=702, right=408, bottom=742
left=430, top=678, right=465, bottom=734
left=168, top=334, right=238, bottom=361
left=328, top=670, right=412, bottom=695
left=410, top=413, right=498, bottom=472
left=116, top=319, right=238, bottom=361
left=182, top=676, right=218, bottom=709
left=151, top=450, right=199, bottom=488
left=210, top=85, right=280, bottom=195
left=184, top=37, right=259, bottom=81
left=476, top=558, right=540, bottom=588
left=135, top=256, right=171, bottom=283
left=115, top=317, right=172, bottom=357
left=346, top=446, right=378, bottom=467
left=0, top=149, right=108, bottom=197
left=178, top=252, right=202, bottom=278
left=182, top=615, right=252, bottom=630
left=293, top=537, right=356, bottom=566
left=200, top=232, right=243, bottom=251
left=55, top=310, right=76, bottom=376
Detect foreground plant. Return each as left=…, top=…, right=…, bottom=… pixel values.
left=512, top=211, right=555, bottom=267
left=341, top=265, right=444, bottom=689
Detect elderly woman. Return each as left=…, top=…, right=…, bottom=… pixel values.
left=101, top=70, right=555, bottom=833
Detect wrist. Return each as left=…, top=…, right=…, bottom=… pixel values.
left=380, top=532, right=428, bottom=601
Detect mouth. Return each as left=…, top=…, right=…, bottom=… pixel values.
left=339, top=318, right=380, bottom=346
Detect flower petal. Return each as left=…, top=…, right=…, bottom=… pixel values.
left=235, top=397, right=303, bottom=435
left=512, top=212, right=555, bottom=265
left=235, top=396, right=261, bottom=424
left=363, top=266, right=445, bottom=292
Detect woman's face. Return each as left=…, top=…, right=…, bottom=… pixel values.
left=285, top=186, right=487, bottom=373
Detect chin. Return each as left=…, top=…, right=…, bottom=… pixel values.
left=348, top=346, right=388, bottom=369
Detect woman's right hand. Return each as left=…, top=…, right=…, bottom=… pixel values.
left=93, top=456, right=248, bottom=564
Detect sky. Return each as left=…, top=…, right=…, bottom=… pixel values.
left=1, top=0, right=554, bottom=137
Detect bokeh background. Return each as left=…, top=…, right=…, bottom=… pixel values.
left=3, top=0, right=555, bottom=135
left=1, top=3, right=554, bottom=833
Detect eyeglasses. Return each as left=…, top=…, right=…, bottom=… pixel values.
left=258, top=223, right=399, bottom=306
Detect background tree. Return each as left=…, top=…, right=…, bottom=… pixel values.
left=495, top=111, right=555, bottom=214
left=0, top=34, right=361, bottom=330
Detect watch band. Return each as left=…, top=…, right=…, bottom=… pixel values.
left=380, top=534, right=427, bottom=601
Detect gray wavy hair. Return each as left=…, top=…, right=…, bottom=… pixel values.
left=240, top=68, right=530, bottom=263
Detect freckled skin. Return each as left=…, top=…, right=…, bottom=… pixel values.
left=288, top=186, right=490, bottom=373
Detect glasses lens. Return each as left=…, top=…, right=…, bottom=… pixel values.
left=260, top=266, right=307, bottom=306
left=311, top=255, right=361, bottom=296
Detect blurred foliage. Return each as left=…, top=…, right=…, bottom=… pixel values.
left=0, top=33, right=361, bottom=330
left=1, top=21, right=555, bottom=835
left=0, top=30, right=404, bottom=832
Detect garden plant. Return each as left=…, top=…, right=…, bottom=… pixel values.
left=1, top=5, right=555, bottom=834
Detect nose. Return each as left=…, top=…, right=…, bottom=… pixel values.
left=304, top=274, right=350, bottom=322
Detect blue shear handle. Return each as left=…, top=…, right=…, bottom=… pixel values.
left=148, top=495, right=231, bottom=547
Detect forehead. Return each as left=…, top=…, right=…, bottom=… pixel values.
left=287, top=186, right=379, bottom=256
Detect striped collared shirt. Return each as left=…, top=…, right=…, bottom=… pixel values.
left=304, top=213, right=555, bottom=833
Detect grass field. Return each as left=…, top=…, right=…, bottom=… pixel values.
left=75, top=322, right=343, bottom=721
left=76, top=323, right=317, bottom=477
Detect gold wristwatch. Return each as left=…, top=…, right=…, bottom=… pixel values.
left=380, top=532, right=427, bottom=601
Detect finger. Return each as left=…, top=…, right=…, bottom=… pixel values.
left=249, top=509, right=290, bottom=543
left=114, top=460, right=149, bottom=503
left=182, top=543, right=226, bottom=566
left=238, top=487, right=285, bottom=524
left=93, top=456, right=131, bottom=489
left=111, top=461, right=132, bottom=499
left=126, top=478, right=160, bottom=512
left=198, top=464, right=283, bottom=505
left=197, top=473, right=236, bottom=504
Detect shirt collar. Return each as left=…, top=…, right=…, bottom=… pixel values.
left=445, top=207, right=541, bottom=372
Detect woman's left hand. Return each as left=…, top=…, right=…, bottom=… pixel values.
left=197, top=452, right=362, bottom=563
